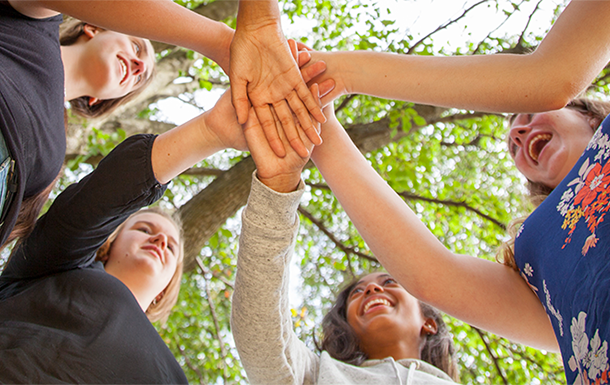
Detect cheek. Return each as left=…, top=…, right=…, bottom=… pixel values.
left=345, top=302, right=358, bottom=328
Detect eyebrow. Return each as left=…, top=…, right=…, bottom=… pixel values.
left=134, top=220, right=178, bottom=249
left=354, top=273, right=392, bottom=287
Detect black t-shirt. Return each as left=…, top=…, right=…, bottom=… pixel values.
left=0, top=2, right=67, bottom=246
left=0, top=135, right=187, bottom=384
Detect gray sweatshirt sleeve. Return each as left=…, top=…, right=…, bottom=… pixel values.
left=231, top=173, right=320, bottom=385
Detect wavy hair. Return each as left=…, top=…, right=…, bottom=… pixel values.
left=319, top=274, right=459, bottom=381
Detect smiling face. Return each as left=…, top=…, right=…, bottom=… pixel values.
left=508, top=108, right=596, bottom=189
left=81, top=25, right=155, bottom=101
left=345, top=273, right=432, bottom=360
left=104, top=212, right=181, bottom=300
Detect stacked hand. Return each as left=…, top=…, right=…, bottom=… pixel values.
left=229, top=12, right=328, bottom=158
left=244, top=83, right=321, bottom=193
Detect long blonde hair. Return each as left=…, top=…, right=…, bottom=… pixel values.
left=95, top=207, right=184, bottom=324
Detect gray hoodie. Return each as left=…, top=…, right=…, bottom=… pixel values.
left=231, top=174, right=457, bottom=385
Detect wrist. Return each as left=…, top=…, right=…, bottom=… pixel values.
left=198, top=110, right=226, bottom=153
left=257, top=172, right=302, bottom=193
left=237, top=0, right=281, bottom=31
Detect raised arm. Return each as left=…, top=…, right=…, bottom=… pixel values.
left=2, top=90, right=244, bottom=279
left=8, top=0, right=233, bottom=72
left=309, top=0, right=610, bottom=113
left=310, top=106, right=558, bottom=351
left=232, top=89, right=321, bottom=384
left=230, top=0, right=326, bottom=158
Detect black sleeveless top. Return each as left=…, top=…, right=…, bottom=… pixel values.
left=0, top=2, right=66, bottom=245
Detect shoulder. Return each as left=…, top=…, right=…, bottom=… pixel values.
left=6, top=0, right=59, bottom=19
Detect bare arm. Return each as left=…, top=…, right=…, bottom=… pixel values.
left=151, top=90, right=246, bottom=184
left=9, top=0, right=233, bottom=72
left=230, top=0, right=325, bottom=158
left=310, top=106, right=558, bottom=351
left=310, top=0, right=610, bottom=113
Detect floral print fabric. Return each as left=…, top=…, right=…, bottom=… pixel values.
left=515, top=116, right=610, bottom=385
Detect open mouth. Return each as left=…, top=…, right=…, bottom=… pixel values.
left=118, top=57, right=128, bottom=84
left=362, top=298, right=392, bottom=314
left=528, top=133, right=551, bottom=162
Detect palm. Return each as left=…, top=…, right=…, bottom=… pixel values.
left=229, top=23, right=323, bottom=158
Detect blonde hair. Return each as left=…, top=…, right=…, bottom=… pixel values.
left=96, top=207, right=184, bottom=324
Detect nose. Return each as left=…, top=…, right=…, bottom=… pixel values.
left=509, top=124, right=531, bottom=148
left=364, top=282, right=384, bottom=295
left=149, top=232, right=167, bottom=250
left=131, top=57, right=146, bottom=77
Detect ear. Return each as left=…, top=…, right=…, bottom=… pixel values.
left=82, top=24, right=100, bottom=39
left=88, top=97, right=100, bottom=107
left=421, top=317, right=438, bottom=336
left=589, top=116, right=602, bottom=131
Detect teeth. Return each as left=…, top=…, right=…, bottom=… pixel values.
left=363, top=298, right=392, bottom=313
left=528, top=134, right=551, bottom=161
left=119, top=58, right=127, bottom=83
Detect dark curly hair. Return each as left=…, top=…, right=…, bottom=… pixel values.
left=319, top=273, right=459, bottom=381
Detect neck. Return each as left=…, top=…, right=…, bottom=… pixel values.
left=105, top=267, right=154, bottom=313
left=60, top=44, right=89, bottom=102
left=361, top=337, right=422, bottom=362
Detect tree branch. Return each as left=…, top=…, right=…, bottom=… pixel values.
left=297, top=206, right=378, bottom=263
left=196, top=256, right=234, bottom=290
left=407, top=0, right=491, bottom=54
left=173, top=335, right=205, bottom=385
left=308, top=183, right=506, bottom=230
left=334, top=94, right=357, bottom=114
left=197, top=258, right=229, bottom=384
left=473, top=326, right=508, bottom=385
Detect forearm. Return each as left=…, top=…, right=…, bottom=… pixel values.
left=311, top=120, right=558, bottom=351
left=151, top=111, right=223, bottom=185
left=231, top=175, right=317, bottom=384
left=29, top=0, right=233, bottom=70
left=237, top=0, right=281, bottom=30
left=316, top=1, right=610, bottom=113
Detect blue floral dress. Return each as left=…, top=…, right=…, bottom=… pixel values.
left=515, top=115, right=610, bottom=384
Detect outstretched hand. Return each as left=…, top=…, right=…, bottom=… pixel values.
left=229, top=20, right=326, bottom=158
left=205, top=90, right=248, bottom=152
left=244, top=83, right=321, bottom=193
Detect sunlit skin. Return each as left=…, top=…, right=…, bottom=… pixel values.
left=508, top=108, right=597, bottom=188
left=346, top=272, right=437, bottom=361
left=61, top=25, right=156, bottom=103
left=104, top=212, right=180, bottom=312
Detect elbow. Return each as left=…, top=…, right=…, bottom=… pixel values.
left=531, top=78, right=588, bottom=112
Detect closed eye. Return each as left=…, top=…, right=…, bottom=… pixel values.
left=137, top=226, right=151, bottom=234
left=349, top=287, right=363, bottom=298
left=132, top=41, right=141, bottom=56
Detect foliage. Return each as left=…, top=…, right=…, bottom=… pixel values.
left=28, top=0, right=604, bottom=383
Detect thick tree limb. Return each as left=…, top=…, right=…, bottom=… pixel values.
left=178, top=157, right=255, bottom=272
